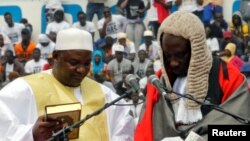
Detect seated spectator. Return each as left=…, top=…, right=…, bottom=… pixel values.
left=112, top=32, right=136, bottom=60
left=98, top=7, right=127, bottom=39
left=230, top=11, right=249, bottom=52
left=100, top=36, right=115, bottom=64
left=24, top=48, right=48, bottom=74
left=210, top=11, right=228, bottom=39
left=218, top=43, right=244, bottom=70
left=15, top=28, right=36, bottom=64
left=230, top=11, right=249, bottom=38
left=36, top=34, right=55, bottom=59
left=0, top=33, right=14, bottom=58
left=45, top=9, right=70, bottom=35
left=139, top=30, right=160, bottom=60
left=0, top=50, right=24, bottom=87
left=133, top=49, right=153, bottom=78
left=1, top=12, right=25, bottom=45
left=220, top=31, right=243, bottom=56
left=72, top=11, right=96, bottom=39
left=205, top=24, right=220, bottom=55
left=107, top=44, right=133, bottom=89
left=89, top=50, right=108, bottom=80
left=139, top=65, right=155, bottom=94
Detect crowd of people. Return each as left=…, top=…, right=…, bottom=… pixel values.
left=0, top=0, right=250, bottom=141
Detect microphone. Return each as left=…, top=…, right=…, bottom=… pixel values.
left=125, top=74, right=144, bottom=98
left=148, top=75, right=169, bottom=96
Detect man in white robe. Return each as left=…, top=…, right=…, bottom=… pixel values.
left=0, top=28, right=134, bottom=141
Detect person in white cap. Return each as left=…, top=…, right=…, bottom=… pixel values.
left=112, top=32, right=136, bottom=61
left=36, top=34, right=55, bottom=59
left=0, top=33, right=14, bottom=57
left=108, top=44, right=133, bottom=91
left=139, top=30, right=160, bottom=60
left=0, top=28, right=135, bottom=141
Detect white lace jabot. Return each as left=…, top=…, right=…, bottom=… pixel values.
left=172, top=77, right=203, bottom=124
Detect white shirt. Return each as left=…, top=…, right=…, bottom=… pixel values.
left=0, top=44, right=14, bottom=57
left=36, top=42, right=55, bottom=59
left=178, top=0, right=201, bottom=12
left=139, top=41, right=160, bottom=60
left=206, top=38, right=220, bottom=52
left=45, top=0, right=63, bottom=9
left=172, top=77, right=202, bottom=124
left=127, top=99, right=144, bottom=125
left=1, top=23, right=25, bottom=45
left=0, top=71, right=135, bottom=141
left=4, top=63, right=14, bottom=81
left=72, top=21, right=96, bottom=33
left=46, top=21, right=70, bottom=34
left=146, top=0, right=158, bottom=22
left=98, top=15, right=127, bottom=38
left=139, top=76, right=147, bottom=89
left=112, top=42, right=136, bottom=55
left=24, top=59, right=48, bottom=74
left=153, top=59, right=161, bottom=72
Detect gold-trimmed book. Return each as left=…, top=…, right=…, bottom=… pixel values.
left=45, top=102, right=82, bottom=139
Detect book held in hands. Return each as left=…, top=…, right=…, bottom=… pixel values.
left=45, top=102, right=82, bottom=139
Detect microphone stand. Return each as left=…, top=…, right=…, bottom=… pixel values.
left=163, top=87, right=250, bottom=124
left=47, top=88, right=133, bottom=141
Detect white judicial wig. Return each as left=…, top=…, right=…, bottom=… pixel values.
left=55, top=28, right=93, bottom=51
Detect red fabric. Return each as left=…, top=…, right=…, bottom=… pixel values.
left=134, top=69, right=162, bottom=141
left=228, top=56, right=244, bottom=70
left=219, top=62, right=245, bottom=103
left=43, top=63, right=51, bottom=70
left=153, top=1, right=170, bottom=23
left=135, top=61, right=246, bottom=140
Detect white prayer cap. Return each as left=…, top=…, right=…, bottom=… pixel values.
left=139, top=46, right=146, bottom=51
left=45, top=0, right=63, bottom=10
left=113, top=44, right=124, bottom=52
left=55, top=28, right=93, bottom=51
left=144, top=30, right=153, bottom=37
left=38, top=34, right=50, bottom=43
left=117, top=32, right=127, bottom=39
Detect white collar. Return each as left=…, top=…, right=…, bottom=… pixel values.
left=172, top=77, right=202, bottom=124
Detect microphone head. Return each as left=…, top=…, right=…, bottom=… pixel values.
left=125, top=74, right=136, bottom=84
left=148, top=75, right=159, bottom=84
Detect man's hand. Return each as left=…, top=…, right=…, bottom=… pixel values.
left=33, top=115, right=63, bottom=141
